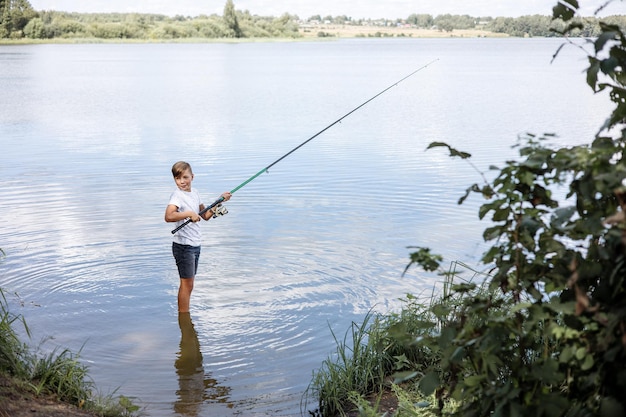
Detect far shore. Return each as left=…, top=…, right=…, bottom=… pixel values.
left=0, top=25, right=512, bottom=45
left=300, top=25, right=510, bottom=38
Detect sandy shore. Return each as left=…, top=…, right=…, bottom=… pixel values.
left=299, top=24, right=508, bottom=38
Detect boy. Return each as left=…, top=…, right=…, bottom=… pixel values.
left=165, top=161, right=231, bottom=313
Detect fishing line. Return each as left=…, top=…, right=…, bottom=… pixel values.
left=172, top=59, right=439, bottom=234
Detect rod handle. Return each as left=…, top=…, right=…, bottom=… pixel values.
left=171, top=196, right=225, bottom=234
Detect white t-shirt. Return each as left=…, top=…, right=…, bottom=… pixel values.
left=168, top=188, right=205, bottom=246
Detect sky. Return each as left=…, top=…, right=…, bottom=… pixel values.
left=28, top=0, right=623, bottom=19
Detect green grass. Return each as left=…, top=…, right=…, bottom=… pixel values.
left=305, top=303, right=442, bottom=417
left=305, top=261, right=489, bottom=416
left=0, top=288, right=142, bottom=417
left=306, top=310, right=391, bottom=416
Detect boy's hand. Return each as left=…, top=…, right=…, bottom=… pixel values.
left=222, top=192, right=232, bottom=201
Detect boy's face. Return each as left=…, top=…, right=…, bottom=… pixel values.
left=174, top=169, right=194, bottom=192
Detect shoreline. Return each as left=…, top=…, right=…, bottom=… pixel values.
left=0, top=26, right=512, bottom=45
left=300, top=25, right=509, bottom=38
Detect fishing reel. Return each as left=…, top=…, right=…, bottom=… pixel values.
left=211, top=203, right=228, bottom=218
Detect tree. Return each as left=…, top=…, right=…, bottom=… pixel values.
left=222, top=0, right=242, bottom=38
left=407, top=13, right=434, bottom=28
left=0, top=0, right=37, bottom=38
left=22, top=16, right=44, bottom=38
left=1, top=0, right=12, bottom=37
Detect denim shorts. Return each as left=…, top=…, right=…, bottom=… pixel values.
left=172, top=242, right=201, bottom=278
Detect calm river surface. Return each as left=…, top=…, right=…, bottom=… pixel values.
left=0, top=38, right=611, bottom=416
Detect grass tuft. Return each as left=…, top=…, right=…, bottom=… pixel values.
left=305, top=261, right=488, bottom=416
left=0, top=288, right=142, bottom=416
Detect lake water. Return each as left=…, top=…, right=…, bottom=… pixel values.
left=0, top=38, right=612, bottom=416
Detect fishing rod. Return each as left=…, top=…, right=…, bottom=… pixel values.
left=172, top=59, right=438, bottom=234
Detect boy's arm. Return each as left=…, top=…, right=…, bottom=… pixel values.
left=199, top=204, right=215, bottom=221
left=165, top=204, right=202, bottom=223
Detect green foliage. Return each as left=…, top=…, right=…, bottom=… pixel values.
left=0, top=290, right=31, bottom=377
left=0, top=0, right=37, bottom=38
left=310, top=1, right=626, bottom=416
left=407, top=14, right=434, bottom=29
left=486, top=15, right=562, bottom=37
left=346, top=391, right=384, bottom=417
left=307, top=311, right=391, bottom=417
left=0, top=288, right=142, bottom=416
left=434, top=14, right=477, bottom=31
left=1, top=2, right=303, bottom=40
left=5, top=1, right=626, bottom=40
left=306, top=263, right=490, bottom=416
left=404, top=247, right=443, bottom=274
left=399, top=2, right=626, bottom=416
left=27, top=345, right=92, bottom=403
left=222, top=0, right=242, bottom=38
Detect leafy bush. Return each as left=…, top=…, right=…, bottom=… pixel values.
left=402, top=2, right=626, bottom=416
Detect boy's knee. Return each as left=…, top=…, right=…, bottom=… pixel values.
left=180, top=279, right=194, bottom=291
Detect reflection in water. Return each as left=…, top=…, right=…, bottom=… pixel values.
left=175, top=313, right=232, bottom=416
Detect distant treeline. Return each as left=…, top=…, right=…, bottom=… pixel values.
left=0, top=0, right=300, bottom=39
left=1, top=0, right=625, bottom=40
left=409, top=13, right=625, bottom=37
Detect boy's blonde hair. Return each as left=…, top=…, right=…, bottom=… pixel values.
left=172, top=161, right=192, bottom=178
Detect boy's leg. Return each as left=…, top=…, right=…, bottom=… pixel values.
left=178, top=277, right=194, bottom=313
left=172, top=243, right=200, bottom=312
